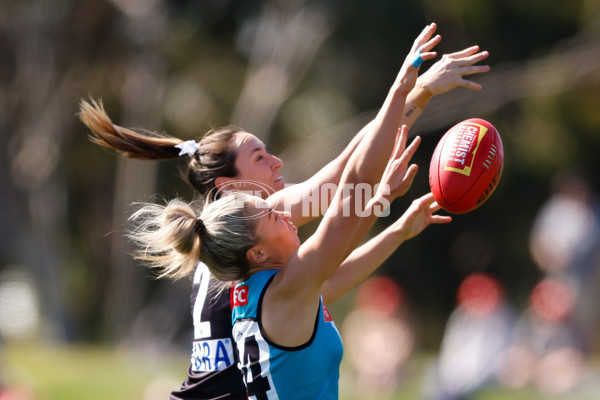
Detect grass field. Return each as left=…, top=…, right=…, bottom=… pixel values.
left=2, top=342, right=186, bottom=399
left=2, top=342, right=599, bottom=399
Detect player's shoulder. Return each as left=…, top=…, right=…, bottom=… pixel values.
left=232, top=270, right=278, bottom=320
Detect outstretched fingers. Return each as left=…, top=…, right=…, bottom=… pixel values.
left=391, top=134, right=421, bottom=176
left=398, top=164, right=419, bottom=196
left=420, top=193, right=452, bottom=224
left=378, top=126, right=422, bottom=200
left=389, top=125, right=409, bottom=162
left=417, top=43, right=490, bottom=95
left=401, top=134, right=421, bottom=164
left=390, top=134, right=421, bottom=198
left=419, top=35, right=442, bottom=57
left=394, top=192, right=449, bottom=240
left=457, top=53, right=491, bottom=80
left=405, top=23, right=441, bottom=71
left=387, top=126, right=420, bottom=173
left=462, top=51, right=490, bottom=66
left=413, top=23, right=440, bottom=53
left=445, top=45, right=485, bottom=59
left=446, top=46, right=490, bottom=76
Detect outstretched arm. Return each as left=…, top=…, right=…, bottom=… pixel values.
left=282, top=21, right=442, bottom=282
left=321, top=193, right=452, bottom=304
left=335, top=45, right=491, bottom=255
left=268, top=23, right=439, bottom=227
left=263, top=25, right=443, bottom=347
left=269, top=38, right=490, bottom=227
left=292, top=20, right=442, bottom=285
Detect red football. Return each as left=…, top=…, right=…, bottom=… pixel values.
left=429, top=118, right=504, bottom=214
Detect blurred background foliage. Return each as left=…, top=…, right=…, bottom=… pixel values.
left=1, top=0, right=600, bottom=398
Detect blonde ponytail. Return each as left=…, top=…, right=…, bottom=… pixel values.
left=129, top=193, right=260, bottom=282
left=129, top=199, right=202, bottom=280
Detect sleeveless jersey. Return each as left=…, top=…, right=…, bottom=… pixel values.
left=170, top=262, right=247, bottom=400
left=231, top=270, right=344, bottom=400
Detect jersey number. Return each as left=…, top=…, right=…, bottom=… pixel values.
left=192, top=264, right=211, bottom=339
left=242, top=335, right=271, bottom=400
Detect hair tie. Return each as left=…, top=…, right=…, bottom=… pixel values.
left=175, top=140, right=201, bottom=157
left=195, top=218, right=206, bottom=235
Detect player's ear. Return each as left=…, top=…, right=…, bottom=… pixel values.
left=246, top=246, right=267, bottom=265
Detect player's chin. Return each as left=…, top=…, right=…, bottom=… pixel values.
left=273, top=178, right=286, bottom=191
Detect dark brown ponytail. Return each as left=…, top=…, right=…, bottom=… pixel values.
left=79, top=98, right=242, bottom=198
left=78, top=99, right=182, bottom=160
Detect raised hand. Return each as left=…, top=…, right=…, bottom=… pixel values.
left=395, top=23, right=442, bottom=95
left=393, top=193, right=452, bottom=241
left=376, top=125, right=421, bottom=201
left=418, top=45, right=490, bottom=95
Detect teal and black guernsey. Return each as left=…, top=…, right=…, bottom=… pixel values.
left=232, top=270, right=344, bottom=400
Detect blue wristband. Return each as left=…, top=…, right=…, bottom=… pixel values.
left=410, top=46, right=425, bottom=68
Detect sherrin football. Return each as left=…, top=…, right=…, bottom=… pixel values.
left=429, top=118, right=503, bottom=214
